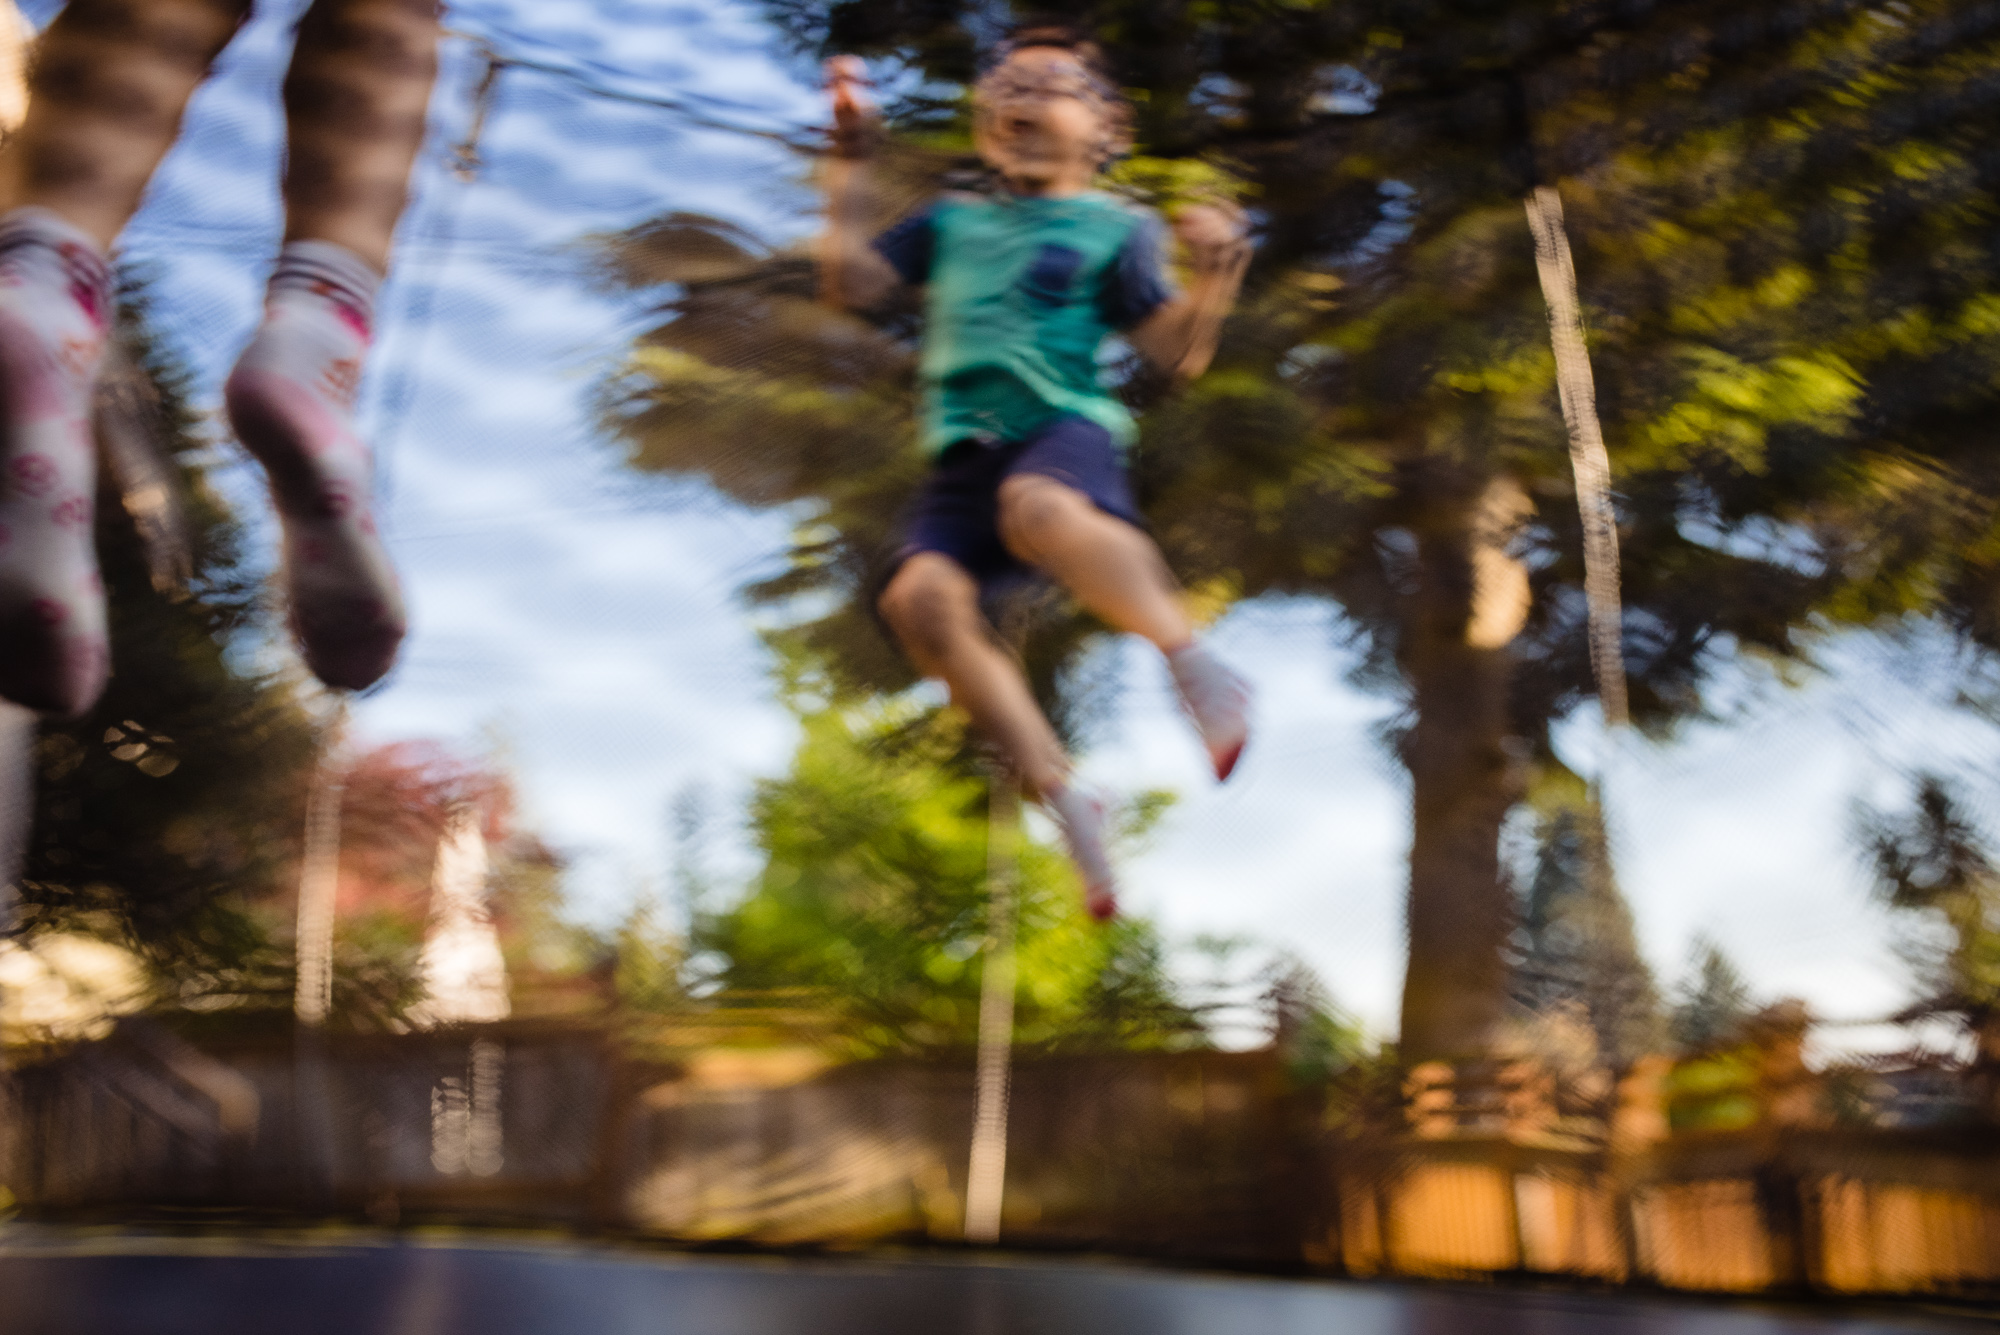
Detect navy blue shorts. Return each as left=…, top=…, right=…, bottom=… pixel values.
left=885, top=414, right=1144, bottom=601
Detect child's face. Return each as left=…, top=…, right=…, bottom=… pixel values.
left=973, top=47, right=1117, bottom=193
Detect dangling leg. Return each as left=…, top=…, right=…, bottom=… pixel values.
left=997, top=473, right=1252, bottom=780
left=0, top=0, right=250, bottom=714
left=278, top=0, right=440, bottom=274
left=878, top=553, right=1119, bottom=919
left=225, top=0, right=438, bottom=690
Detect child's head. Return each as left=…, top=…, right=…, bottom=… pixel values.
left=972, top=27, right=1132, bottom=194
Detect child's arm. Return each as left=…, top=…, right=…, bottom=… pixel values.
left=819, top=57, right=905, bottom=312
left=1125, top=204, right=1253, bottom=382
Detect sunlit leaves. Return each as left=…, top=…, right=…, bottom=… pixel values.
left=703, top=692, right=1202, bottom=1056
left=1629, top=349, right=1862, bottom=473
left=1100, top=152, right=1252, bottom=211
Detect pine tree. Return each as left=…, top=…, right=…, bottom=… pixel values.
left=1668, top=933, right=1756, bottom=1055
left=1854, top=773, right=2000, bottom=1050
left=1512, top=796, right=1665, bottom=1065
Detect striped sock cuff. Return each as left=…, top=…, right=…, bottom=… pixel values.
left=268, top=239, right=381, bottom=332
left=0, top=206, right=112, bottom=324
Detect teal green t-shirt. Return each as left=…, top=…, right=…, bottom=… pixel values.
left=872, top=191, right=1178, bottom=455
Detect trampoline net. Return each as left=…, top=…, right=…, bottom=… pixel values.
left=0, top=0, right=1997, bottom=1301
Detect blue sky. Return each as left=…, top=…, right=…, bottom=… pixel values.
left=55, top=0, right=1998, bottom=1053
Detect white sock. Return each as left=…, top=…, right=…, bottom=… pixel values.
left=1043, top=779, right=1119, bottom=921
left=226, top=240, right=406, bottom=691
left=1167, top=639, right=1251, bottom=782
left=0, top=207, right=113, bottom=716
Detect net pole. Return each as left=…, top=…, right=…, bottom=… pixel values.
left=0, top=0, right=29, bottom=937
left=1524, top=184, right=1627, bottom=731
left=294, top=699, right=350, bottom=1027
left=963, top=771, right=1018, bottom=1245
left=1524, top=184, right=1633, bottom=1065
left=0, top=703, right=23, bottom=1211
left=1525, top=184, right=1630, bottom=933
left=0, top=5, right=30, bottom=1166
left=0, top=704, right=31, bottom=937
left=293, top=699, right=348, bottom=1201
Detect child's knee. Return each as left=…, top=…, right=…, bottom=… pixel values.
left=879, top=559, right=972, bottom=661
left=996, top=475, right=1087, bottom=553
left=878, top=563, right=939, bottom=630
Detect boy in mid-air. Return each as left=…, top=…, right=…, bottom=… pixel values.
left=821, top=29, right=1253, bottom=919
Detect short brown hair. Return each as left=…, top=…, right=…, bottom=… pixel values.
left=974, top=23, right=1133, bottom=164
left=999, top=24, right=1119, bottom=91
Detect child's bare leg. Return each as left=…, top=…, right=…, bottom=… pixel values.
left=878, top=553, right=1069, bottom=797
left=281, top=0, right=438, bottom=271
left=998, top=474, right=1252, bottom=781
left=879, top=553, right=1118, bottom=916
left=0, top=0, right=248, bottom=714
left=0, top=0, right=250, bottom=246
left=995, top=474, right=1192, bottom=650
left=225, top=0, right=438, bottom=691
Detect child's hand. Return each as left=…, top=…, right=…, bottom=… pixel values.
left=1172, top=202, right=1252, bottom=277
left=825, top=56, right=878, bottom=158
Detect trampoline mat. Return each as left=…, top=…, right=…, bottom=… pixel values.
left=0, top=1232, right=1984, bottom=1334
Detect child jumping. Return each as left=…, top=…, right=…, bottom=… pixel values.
left=0, top=0, right=434, bottom=716
left=821, top=28, right=1254, bottom=920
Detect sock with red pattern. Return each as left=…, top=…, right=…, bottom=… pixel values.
left=0, top=207, right=113, bottom=717
left=226, top=239, right=405, bottom=690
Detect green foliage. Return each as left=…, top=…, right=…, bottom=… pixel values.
left=1664, top=1046, right=1763, bottom=1132
left=1510, top=787, right=1666, bottom=1065
left=1668, top=933, right=1757, bottom=1056
left=1100, top=153, right=1253, bottom=212
left=700, top=689, right=1202, bottom=1055
left=615, top=898, right=685, bottom=1014
left=1855, top=772, right=2000, bottom=1029
left=1267, top=955, right=1369, bottom=1084
left=328, top=908, right=426, bottom=1029
left=490, top=834, right=606, bottom=1014
left=1625, top=349, right=1863, bottom=475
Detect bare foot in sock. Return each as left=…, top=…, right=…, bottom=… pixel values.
left=225, top=241, right=405, bottom=691
left=1044, top=780, right=1119, bottom=921
left=1167, top=641, right=1251, bottom=782
left=0, top=209, right=113, bottom=717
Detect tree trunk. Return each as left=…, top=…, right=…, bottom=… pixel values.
left=1397, top=474, right=1532, bottom=1062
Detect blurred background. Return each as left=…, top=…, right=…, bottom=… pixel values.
left=4, top=0, right=2000, bottom=1310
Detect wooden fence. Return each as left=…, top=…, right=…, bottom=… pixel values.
left=3, top=1021, right=615, bottom=1222
left=3, top=1022, right=1998, bottom=1301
